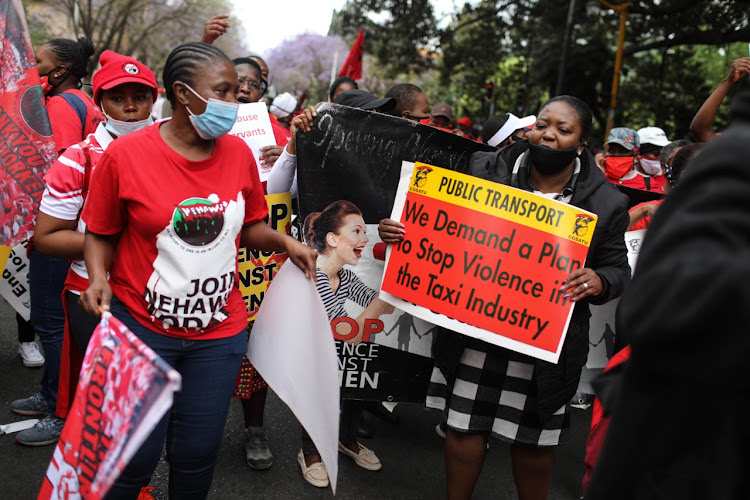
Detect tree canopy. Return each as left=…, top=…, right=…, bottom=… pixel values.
left=21, top=0, right=750, bottom=142
left=266, top=33, right=349, bottom=102
left=330, top=0, right=750, bottom=141
left=26, top=0, right=247, bottom=80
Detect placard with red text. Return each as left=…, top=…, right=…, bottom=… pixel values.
left=229, top=102, right=276, bottom=182
left=238, top=193, right=291, bottom=322
left=380, top=163, right=597, bottom=363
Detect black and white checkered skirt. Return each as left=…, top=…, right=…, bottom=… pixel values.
left=426, top=339, right=570, bottom=447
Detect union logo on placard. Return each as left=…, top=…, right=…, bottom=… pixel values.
left=171, top=196, right=227, bottom=246
left=413, top=165, right=433, bottom=188
left=572, top=214, right=595, bottom=238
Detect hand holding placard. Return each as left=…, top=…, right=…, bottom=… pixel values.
left=229, top=103, right=276, bottom=181
left=380, top=163, right=597, bottom=363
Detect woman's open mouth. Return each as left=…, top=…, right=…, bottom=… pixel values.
left=354, top=247, right=363, bottom=258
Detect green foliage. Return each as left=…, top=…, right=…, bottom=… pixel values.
left=616, top=42, right=750, bottom=141
left=24, top=0, right=248, bottom=80
left=330, top=0, right=437, bottom=78
left=331, top=0, right=750, bottom=142
left=618, top=46, right=708, bottom=141
left=691, top=42, right=750, bottom=135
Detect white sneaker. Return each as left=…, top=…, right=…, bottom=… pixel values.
left=18, top=342, right=44, bottom=368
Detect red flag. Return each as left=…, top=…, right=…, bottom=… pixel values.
left=39, top=313, right=181, bottom=500
left=338, top=28, right=364, bottom=80
left=0, top=0, right=57, bottom=247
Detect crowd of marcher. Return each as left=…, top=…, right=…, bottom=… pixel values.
left=5, top=11, right=750, bottom=500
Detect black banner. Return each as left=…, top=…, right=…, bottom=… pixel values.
left=616, top=184, right=665, bottom=209
left=296, top=103, right=494, bottom=222
left=297, top=104, right=493, bottom=402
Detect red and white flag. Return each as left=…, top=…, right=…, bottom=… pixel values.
left=39, top=313, right=181, bottom=500
left=0, top=0, right=57, bottom=248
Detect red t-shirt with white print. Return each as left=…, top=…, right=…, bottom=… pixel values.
left=82, top=123, right=268, bottom=339
left=40, top=122, right=113, bottom=281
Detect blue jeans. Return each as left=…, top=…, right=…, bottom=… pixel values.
left=106, top=296, right=246, bottom=500
left=29, top=248, right=68, bottom=414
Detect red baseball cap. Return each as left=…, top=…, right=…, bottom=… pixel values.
left=93, top=50, right=158, bottom=105
left=457, top=117, right=472, bottom=128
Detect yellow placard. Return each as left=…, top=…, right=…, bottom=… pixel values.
left=0, top=245, right=12, bottom=272
left=237, top=192, right=292, bottom=322
left=410, top=162, right=598, bottom=247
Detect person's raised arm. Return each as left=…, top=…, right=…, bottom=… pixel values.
left=286, top=106, right=317, bottom=156
left=266, top=106, right=317, bottom=195
left=79, top=230, right=118, bottom=318
left=240, top=220, right=318, bottom=279
left=201, top=14, right=230, bottom=44
left=690, top=57, right=750, bottom=143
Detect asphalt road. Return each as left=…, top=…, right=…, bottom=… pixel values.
left=0, top=298, right=591, bottom=499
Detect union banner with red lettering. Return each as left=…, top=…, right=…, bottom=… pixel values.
left=39, top=313, right=181, bottom=500
left=0, top=0, right=57, bottom=248
left=380, top=163, right=597, bottom=363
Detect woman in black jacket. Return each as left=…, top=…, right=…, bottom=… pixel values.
left=380, top=95, right=630, bottom=499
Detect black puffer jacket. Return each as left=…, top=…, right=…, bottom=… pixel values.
left=586, top=91, right=750, bottom=500
left=433, top=142, right=631, bottom=421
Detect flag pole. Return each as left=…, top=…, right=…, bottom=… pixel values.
left=330, top=50, right=339, bottom=90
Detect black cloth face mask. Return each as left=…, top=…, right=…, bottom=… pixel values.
left=528, top=142, right=580, bottom=175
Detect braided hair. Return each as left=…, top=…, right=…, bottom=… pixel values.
left=45, top=37, right=95, bottom=80
left=163, top=42, right=231, bottom=105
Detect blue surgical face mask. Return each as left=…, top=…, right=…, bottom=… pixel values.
left=182, top=83, right=239, bottom=139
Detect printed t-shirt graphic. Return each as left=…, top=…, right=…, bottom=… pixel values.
left=82, top=124, right=268, bottom=339
left=145, top=191, right=245, bottom=330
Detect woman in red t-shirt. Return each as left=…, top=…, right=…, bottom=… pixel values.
left=78, top=42, right=317, bottom=498
left=35, top=37, right=104, bottom=153
left=33, top=50, right=159, bottom=425
left=9, top=37, right=105, bottom=447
